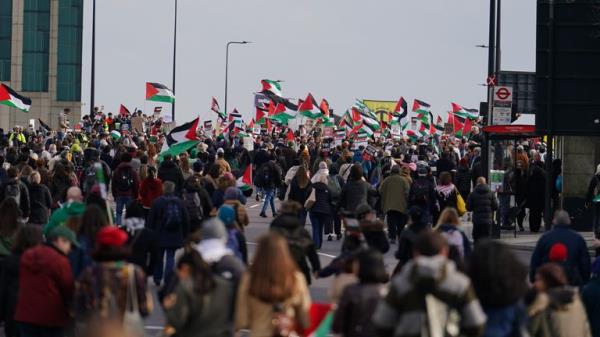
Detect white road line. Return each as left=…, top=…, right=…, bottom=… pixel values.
left=249, top=204, right=260, bottom=208
left=144, top=326, right=164, bottom=330
left=246, top=242, right=336, bottom=259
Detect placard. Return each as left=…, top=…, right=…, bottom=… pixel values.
left=204, top=120, right=213, bottom=131
left=322, top=127, right=334, bottom=139
left=253, top=126, right=261, bottom=135
left=490, top=170, right=505, bottom=192
left=243, top=136, right=254, bottom=152
left=390, top=124, right=401, bottom=136
left=410, top=117, right=418, bottom=130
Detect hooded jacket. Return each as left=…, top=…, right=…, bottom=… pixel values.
left=466, top=183, right=498, bottom=226
left=14, top=244, right=74, bottom=327
left=158, top=160, right=185, bottom=194
left=528, top=287, right=592, bottom=337
left=373, top=255, right=486, bottom=337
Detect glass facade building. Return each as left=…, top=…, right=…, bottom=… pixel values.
left=22, top=0, right=51, bottom=92
left=0, top=0, right=12, bottom=81
left=57, top=0, right=82, bottom=101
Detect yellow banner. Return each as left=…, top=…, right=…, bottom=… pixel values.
left=362, top=100, right=397, bottom=122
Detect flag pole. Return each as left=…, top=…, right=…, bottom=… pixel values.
left=171, top=0, right=178, bottom=123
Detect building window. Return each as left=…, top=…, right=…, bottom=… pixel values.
left=57, top=0, right=82, bottom=101
left=22, top=0, right=50, bottom=92
left=0, top=0, right=12, bottom=81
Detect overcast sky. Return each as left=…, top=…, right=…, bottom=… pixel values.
left=80, top=0, right=536, bottom=124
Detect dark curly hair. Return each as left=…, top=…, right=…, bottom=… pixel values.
left=467, top=240, right=528, bottom=307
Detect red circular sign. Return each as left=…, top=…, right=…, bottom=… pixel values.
left=496, top=88, right=511, bottom=100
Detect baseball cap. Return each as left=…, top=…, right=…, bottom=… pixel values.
left=48, top=226, right=80, bottom=248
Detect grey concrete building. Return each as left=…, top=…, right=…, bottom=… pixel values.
left=0, top=0, right=83, bottom=130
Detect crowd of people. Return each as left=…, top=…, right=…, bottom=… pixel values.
left=0, top=109, right=598, bottom=337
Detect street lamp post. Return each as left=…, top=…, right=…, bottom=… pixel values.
left=171, top=0, right=178, bottom=123
left=90, top=0, right=96, bottom=117
left=224, top=41, right=251, bottom=115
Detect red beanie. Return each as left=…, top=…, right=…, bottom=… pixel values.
left=96, top=226, right=128, bottom=247
left=549, top=243, right=568, bottom=262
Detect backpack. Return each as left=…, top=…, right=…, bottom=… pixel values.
left=258, top=164, right=271, bottom=187
left=411, top=179, right=430, bottom=205
left=83, top=166, right=97, bottom=193
left=182, top=191, right=204, bottom=223
left=115, top=168, right=134, bottom=192
left=5, top=182, right=20, bottom=206
left=327, top=175, right=342, bottom=201
left=162, top=198, right=182, bottom=231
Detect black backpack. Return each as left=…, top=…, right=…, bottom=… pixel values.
left=162, top=197, right=183, bottom=232
left=256, top=164, right=271, bottom=188
left=83, top=166, right=97, bottom=194
left=5, top=182, right=20, bottom=206
left=115, top=168, right=134, bottom=192
left=411, top=179, right=430, bottom=205
left=182, top=191, right=204, bottom=223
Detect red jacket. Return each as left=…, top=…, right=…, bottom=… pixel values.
left=14, top=244, right=74, bottom=327
left=140, top=177, right=163, bottom=208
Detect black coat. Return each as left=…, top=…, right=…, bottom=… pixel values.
left=158, top=161, right=185, bottom=194
left=0, top=254, right=19, bottom=324
left=332, top=283, right=385, bottom=337
left=527, top=162, right=546, bottom=210
left=310, top=182, right=332, bottom=215
left=270, top=214, right=321, bottom=284
left=147, top=195, right=190, bottom=248
left=127, top=228, right=160, bottom=276
left=288, top=178, right=312, bottom=206
left=360, top=220, right=389, bottom=254
left=27, top=183, right=52, bottom=224
left=466, top=184, right=498, bottom=226
left=340, top=180, right=375, bottom=212
left=454, top=167, right=472, bottom=197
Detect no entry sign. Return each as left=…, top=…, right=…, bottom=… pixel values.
left=494, top=86, right=513, bottom=102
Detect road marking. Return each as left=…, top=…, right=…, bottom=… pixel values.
left=144, top=326, right=164, bottom=330
left=249, top=204, right=260, bottom=208
left=247, top=242, right=336, bottom=259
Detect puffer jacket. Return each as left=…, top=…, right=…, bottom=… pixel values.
left=310, top=182, right=332, bottom=215
left=466, top=183, right=498, bottom=225
left=340, top=179, right=375, bottom=212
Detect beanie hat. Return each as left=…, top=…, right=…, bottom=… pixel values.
left=224, top=187, right=239, bottom=201
left=96, top=226, right=128, bottom=247
left=201, top=218, right=227, bottom=241
left=218, top=205, right=236, bottom=227
left=48, top=226, right=80, bottom=248
left=192, top=160, right=204, bottom=173
left=549, top=243, right=568, bottom=262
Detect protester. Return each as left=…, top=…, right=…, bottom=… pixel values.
left=468, top=240, right=529, bottom=337
left=355, top=203, right=389, bottom=254
left=14, top=226, right=78, bottom=337
left=122, top=200, right=159, bottom=275
left=340, top=164, right=376, bottom=212
left=158, top=154, right=185, bottom=195
left=378, top=165, right=410, bottom=244
left=218, top=204, right=248, bottom=264
left=0, top=198, right=22, bottom=257
left=332, top=249, right=389, bottom=337
left=235, top=233, right=311, bottom=336
left=408, top=163, right=437, bottom=225
left=162, top=250, right=234, bottom=337
left=434, top=207, right=471, bottom=268
left=139, top=166, right=163, bottom=216
left=1, top=167, right=30, bottom=220
left=26, top=171, right=52, bottom=226
left=0, top=225, right=43, bottom=337
left=308, top=173, right=333, bottom=249
left=75, top=226, right=151, bottom=327
left=373, top=231, right=486, bottom=337
left=395, top=206, right=430, bottom=269
left=530, top=210, right=591, bottom=286
left=434, top=171, right=459, bottom=221
left=271, top=201, right=321, bottom=285
left=147, top=181, right=190, bottom=286
left=466, top=177, right=499, bottom=242
left=257, top=156, right=282, bottom=218
left=286, top=165, right=312, bottom=224
left=528, top=263, right=592, bottom=337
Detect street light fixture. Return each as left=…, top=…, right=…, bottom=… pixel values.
left=224, top=41, right=252, bottom=115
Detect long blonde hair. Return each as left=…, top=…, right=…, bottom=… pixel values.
left=248, top=233, right=298, bottom=303
left=434, top=207, right=461, bottom=229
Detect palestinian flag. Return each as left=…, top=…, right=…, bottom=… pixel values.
left=298, top=94, right=322, bottom=119
left=394, top=97, right=408, bottom=119
left=451, top=102, right=479, bottom=120
left=166, top=117, right=200, bottom=146
left=259, top=79, right=298, bottom=111
left=462, top=118, right=474, bottom=138
left=287, top=129, right=295, bottom=142
left=110, top=130, right=121, bottom=140
left=255, top=107, right=267, bottom=125
left=434, top=115, right=444, bottom=133
left=247, top=118, right=255, bottom=130
left=269, top=102, right=296, bottom=124
left=154, top=106, right=163, bottom=113
left=406, top=129, right=418, bottom=142
left=211, top=97, right=226, bottom=121
left=261, top=79, right=282, bottom=97
left=0, top=83, right=31, bottom=112
left=119, top=104, right=130, bottom=116
left=418, top=122, right=429, bottom=137
left=320, top=115, right=335, bottom=127
left=38, top=118, right=52, bottom=132
left=146, top=82, right=175, bottom=103
left=236, top=164, right=253, bottom=192
left=226, top=110, right=244, bottom=136
left=412, top=99, right=431, bottom=116
left=159, top=140, right=200, bottom=161
left=448, top=112, right=464, bottom=135
left=319, top=99, right=330, bottom=117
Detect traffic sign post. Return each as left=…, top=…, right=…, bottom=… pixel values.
left=492, top=86, right=513, bottom=125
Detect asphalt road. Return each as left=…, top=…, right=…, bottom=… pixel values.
left=142, top=197, right=533, bottom=333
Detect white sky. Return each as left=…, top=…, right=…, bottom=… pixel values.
left=80, top=0, right=536, bottom=124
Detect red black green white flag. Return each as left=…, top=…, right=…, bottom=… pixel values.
left=146, top=82, right=175, bottom=103
left=299, top=94, right=322, bottom=119
left=451, top=102, right=479, bottom=120
left=166, top=117, right=200, bottom=146
left=412, top=99, right=431, bottom=115
left=119, top=104, right=130, bottom=116
left=0, top=83, right=31, bottom=112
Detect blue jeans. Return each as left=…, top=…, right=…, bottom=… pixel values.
left=261, top=188, right=276, bottom=215
left=115, top=196, right=133, bottom=226
left=309, top=212, right=331, bottom=249
left=154, top=248, right=176, bottom=285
